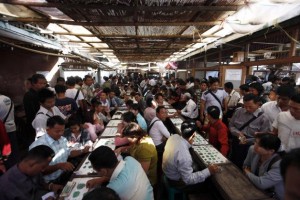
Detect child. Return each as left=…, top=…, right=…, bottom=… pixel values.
left=64, top=118, right=93, bottom=149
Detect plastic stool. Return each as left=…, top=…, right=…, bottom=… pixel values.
left=163, top=175, right=187, bottom=200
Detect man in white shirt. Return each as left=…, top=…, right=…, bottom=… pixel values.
left=223, top=82, right=240, bottom=125
left=200, top=78, right=228, bottom=121
left=149, top=106, right=171, bottom=149
left=32, top=88, right=66, bottom=139
left=273, top=94, right=300, bottom=152
left=148, top=106, right=171, bottom=179
left=261, top=85, right=295, bottom=124
left=163, top=120, right=219, bottom=190
left=81, top=75, right=94, bottom=104
left=86, top=146, right=153, bottom=200
left=65, top=76, right=84, bottom=108
left=178, top=93, right=198, bottom=119
left=144, top=98, right=157, bottom=125
left=140, top=77, right=149, bottom=89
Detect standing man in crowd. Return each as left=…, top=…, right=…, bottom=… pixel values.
left=223, top=82, right=240, bottom=125
left=273, top=94, right=300, bottom=152
left=200, top=78, right=228, bottom=122
left=23, top=74, right=47, bottom=146
left=81, top=75, right=94, bottom=105
left=32, top=88, right=66, bottom=139
left=229, top=93, right=271, bottom=168
left=262, top=85, right=296, bottom=124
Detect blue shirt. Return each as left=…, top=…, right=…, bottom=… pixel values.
left=136, top=113, right=148, bottom=132
left=29, top=134, right=70, bottom=182
left=108, top=156, right=154, bottom=200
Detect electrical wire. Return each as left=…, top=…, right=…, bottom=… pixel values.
left=273, top=23, right=300, bottom=45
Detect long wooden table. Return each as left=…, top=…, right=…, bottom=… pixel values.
left=165, top=106, right=272, bottom=200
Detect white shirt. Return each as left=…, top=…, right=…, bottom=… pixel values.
left=225, top=90, right=240, bottom=108
left=65, top=88, right=84, bottom=107
left=140, top=80, right=148, bottom=88
left=162, top=134, right=211, bottom=185
left=144, top=107, right=156, bottom=125
left=181, top=99, right=198, bottom=119
left=149, top=117, right=170, bottom=146
left=202, top=89, right=228, bottom=114
left=187, top=82, right=194, bottom=89
left=149, top=79, right=156, bottom=86
left=273, top=111, right=300, bottom=152
left=32, top=106, right=66, bottom=138
left=261, top=101, right=282, bottom=124
left=0, top=95, right=16, bottom=132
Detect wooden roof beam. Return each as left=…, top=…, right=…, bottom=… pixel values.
left=3, top=1, right=239, bottom=11
left=70, top=41, right=190, bottom=45
left=52, top=33, right=219, bottom=39
left=5, top=18, right=221, bottom=26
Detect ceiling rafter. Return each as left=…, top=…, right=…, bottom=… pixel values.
left=4, top=18, right=221, bottom=26
left=2, top=1, right=239, bottom=12
left=50, top=32, right=219, bottom=39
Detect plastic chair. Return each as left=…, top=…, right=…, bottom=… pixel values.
left=163, top=175, right=187, bottom=200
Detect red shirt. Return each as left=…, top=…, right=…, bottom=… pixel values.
left=0, top=120, right=11, bottom=158
left=202, top=119, right=229, bottom=156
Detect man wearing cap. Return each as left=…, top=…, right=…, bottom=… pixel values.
left=177, top=92, right=198, bottom=120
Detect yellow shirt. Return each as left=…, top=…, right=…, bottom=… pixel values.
left=130, top=136, right=158, bottom=185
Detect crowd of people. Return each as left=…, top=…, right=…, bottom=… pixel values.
left=0, top=72, right=300, bottom=200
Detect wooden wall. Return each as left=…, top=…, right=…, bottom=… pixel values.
left=0, top=47, right=59, bottom=105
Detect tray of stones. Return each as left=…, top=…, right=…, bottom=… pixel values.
left=63, top=177, right=96, bottom=200
left=74, top=156, right=95, bottom=176
left=112, top=110, right=127, bottom=119
left=167, top=108, right=177, bottom=114
left=163, top=101, right=170, bottom=106
left=106, top=120, right=122, bottom=127
left=170, top=118, right=183, bottom=125
left=92, top=137, right=115, bottom=150
left=192, top=145, right=228, bottom=166
left=100, top=127, right=117, bottom=137
left=193, top=133, right=209, bottom=145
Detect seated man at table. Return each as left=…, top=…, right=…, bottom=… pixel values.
left=83, top=187, right=120, bottom=200
left=163, top=120, right=219, bottom=191
left=29, top=116, right=90, bottom=184
left=86, top=146, right=154, bottom=200
left=243, top=134, right=284, bottom=200
left=0, top=145, right=63, bottom=200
